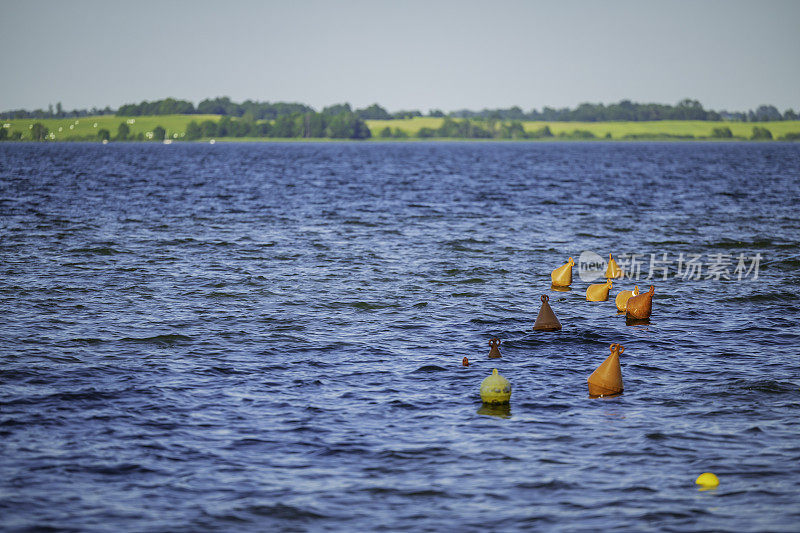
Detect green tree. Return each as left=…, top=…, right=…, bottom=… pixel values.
left=274, top=115, right=299, bottom=137
left=116, top=122, right=130, bottom=140
left=529, top=125, right=553, bottom=138
left=304, top=113, right=326, bottom=137
left=236, top=118, right=255, bottom=137
left=322, top=103, right=352, bottom=116
left=152, top=126, right=166, bottom=141
left=217, top=116, right=234, bottom=137
left=31, top=123, right=48, bottom=141
left=752, top=105, right=781, bottom=121
left=326, top=112, right=370, bottom=139
left=751, top=126, right=772, bottom=140
left=379, top=126, right=393, bottom=138
left=356, top=103, right=391, bottom=120
left=185, top=120, right=202, bottom=140
left=200, top=120, right=218, bottom=138
left=0, top=128, right=8, bottom=141
left=97, top=128, right=111, bottom=141
left=437, top=118, right=460, bottom=137
left=257, top=121, right=273, bottom=137
left=711, top=126, right=733, bottom=138
left=500, top=121, right=526, bottom=139
left=416, top=127, right=436, bottom=138
left=567, top=129, right=595, bottom=139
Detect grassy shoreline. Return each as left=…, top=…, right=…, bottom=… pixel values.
left=2, top=115, right=799, bottom=142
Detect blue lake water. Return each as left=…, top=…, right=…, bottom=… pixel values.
left=1, top=141, right=799, bottom=531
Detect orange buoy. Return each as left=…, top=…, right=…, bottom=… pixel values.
left=488, top=337, right=502, bottom=358
left=615, top=285, right=639, bottom=312
left=533, top=294, right=562, bottom=331
left=605, top=253, right=623, bottom=278
left=462, top=357, right=469, bottom=366
left=551, top=257, right=574, bottom=287
left=586, top=279, right=613, bottom=301
left=588, top=343, right=624, bottom=397
left=626, top=285, right=654, bottom=320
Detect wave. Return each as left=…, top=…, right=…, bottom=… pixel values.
left=119, top=334, right=192, bottom=345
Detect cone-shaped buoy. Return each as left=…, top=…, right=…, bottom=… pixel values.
left=615, top=285, right=639, bottom=312
left=551, top=257, right=574, bottom=287
left=588, top=343, right=624, bottom=397
left=533, top=294, right=562, bottom=331
left=488, top=337, right=501, bottom=358
left=480, top=368, right=511, bottom=404
left=605, top=253, right=623, bottom=279
left=586, top=279, right=613, bottom=301
left=462, top=357, right=470, bottom=367
left=626, top=285, right=654, bottom=320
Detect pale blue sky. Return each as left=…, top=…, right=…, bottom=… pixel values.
left=1, top=0, right=798, bottom=113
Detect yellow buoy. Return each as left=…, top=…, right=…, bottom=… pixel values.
left=551, top=257, right=574, bottom=287
left=480, top=368, right=511, bottom=404
left=695, top=472, right=719, bottom=489
left=586, top=279, right=613, bottom=301
left=605, top=253, right=623, bottom=278
left=614, top=285, right=640, bottom=312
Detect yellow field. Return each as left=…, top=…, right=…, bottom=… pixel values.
left=1, top=115, right=221, bottom=141
left=365, top=117, right=800, bottom=139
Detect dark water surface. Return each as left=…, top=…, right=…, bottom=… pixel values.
left=1, top=142, right=799, bottom=532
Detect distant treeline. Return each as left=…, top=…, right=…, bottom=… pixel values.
left=451, top=100, right=798, bottom=122
left=113, top=97, right=800, bottom=122
left=182, top=112, right=371, bottom=140
left=2, top=97, right=797, bottom=122
left=0, top=102, right=115, bottom=120
left=117, top=98, right=404, bottom=121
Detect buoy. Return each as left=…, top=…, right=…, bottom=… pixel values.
left=605, top=253, right=623, bottom=278
left=533, top=294, right=562, bottom=331
left=615, top=285, right=639, bottom=312
left=695, top=472, right=719, bottom=489
left=588, top=343, right=624, bottom=397
left=551, top=257, right=574, bottom=287
left=480, top=368, right=511, bottom=404
left=488, top=337, right=501, bottom=358
left=586, top=279, right=613, bottom=301
left=626, top=285, right=654, bottom=320
left=462, top=357, right=469, bottom=367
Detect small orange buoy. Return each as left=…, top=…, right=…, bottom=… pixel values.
left=533, top=294, right=562, bottom=331
left=488, top=337, right=502, bottom=358
left=626, top=285, right=654, bottom=320
left=588, top=343, right=624, bottom=397
left=615, top=285, right=639, bottom=312
left=462, top=357, right=469, bottom=366
left=605, top=253, right=623, bottom=278
left=586, top=279, right=613, bottom=301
